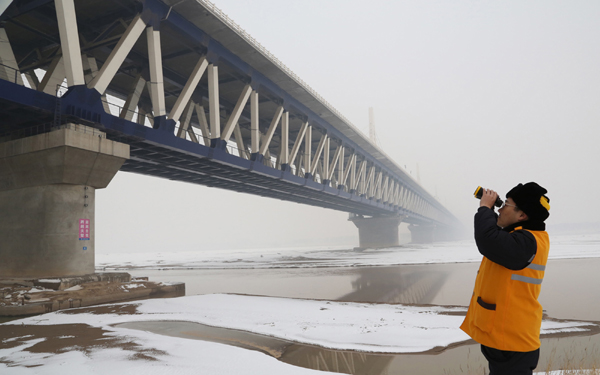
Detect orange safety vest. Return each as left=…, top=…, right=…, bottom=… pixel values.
left=460, top=228, right=550, bottom=352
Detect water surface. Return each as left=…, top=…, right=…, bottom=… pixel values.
left=130, top=258, right=600, bottom=321
left=117, top=320, right=600, bottom=374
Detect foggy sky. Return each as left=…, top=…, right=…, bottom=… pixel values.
left=96, top=0, right=600, bottom=253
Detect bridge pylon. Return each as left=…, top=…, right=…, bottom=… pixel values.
left=349, top=214, right=405, bottom=249
left=407, top=224, right=435, bottom=244
left=0, top=124, right=129, bottom=279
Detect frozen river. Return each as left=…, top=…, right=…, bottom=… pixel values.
left=129, top=257, right=600, bottom=321
left=123, top=256, right=600, bottom=374
left=4, top=235, right=598, bottom=374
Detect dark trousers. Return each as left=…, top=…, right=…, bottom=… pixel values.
left=481, top=345, right=540, bottom=375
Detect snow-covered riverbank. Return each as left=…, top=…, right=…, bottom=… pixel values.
left=2, top=294, right=598, bottom=374
left=96, top=233, right=600, bottom=270
left=3, top=234, right=600, bottom=374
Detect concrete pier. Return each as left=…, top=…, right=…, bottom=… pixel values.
left=349, top=215, right=404, bottom=249
left=0, top=124, right=129, bottom=278
left=408, top=224, right=435, bottom=244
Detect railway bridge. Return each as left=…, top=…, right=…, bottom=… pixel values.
left=0, top=0, right=461, bottom=278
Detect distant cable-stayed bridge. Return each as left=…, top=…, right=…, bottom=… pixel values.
left=0, top=0, right=461, bottom=278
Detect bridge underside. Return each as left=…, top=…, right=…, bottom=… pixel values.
left=0, top=0, right=468, bottom=282
left=0, top=79, right=429, bottom=220
left=121, top=142, right=396, bottom=217
left=0, top=0, right=463, bottom=228
left=120, top=141, right=413, bottom=218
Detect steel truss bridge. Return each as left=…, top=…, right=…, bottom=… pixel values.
left=0, top=0, right=460, bottom=228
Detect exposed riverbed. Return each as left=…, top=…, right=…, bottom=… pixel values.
left=129, top=258, right=600, bottom=321
left=116, top=320, right=600, bottom=374
left=4, top=237, right=599, bottom=374
left=121, top=258, right=600, bottom=374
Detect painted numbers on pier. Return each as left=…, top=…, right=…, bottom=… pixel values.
left=79, top=219, right=90, bottom=240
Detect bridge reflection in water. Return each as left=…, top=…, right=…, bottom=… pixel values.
left=344, top=266, right=449, bottom=305
left=118, top=317, right=600, bottom=375
left=119, top=267, right=450, bottom=375
left=282, top=346, right=393, bottom=375
left=281, top=267, right=449, bottom=374
left=116, top=259, right=600, bottom=374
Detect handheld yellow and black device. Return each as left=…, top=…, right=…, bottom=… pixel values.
left=474, top=186, right=504, bottom=208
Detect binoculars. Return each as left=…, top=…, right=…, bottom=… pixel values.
left=474, top=186, right=504, bottom=208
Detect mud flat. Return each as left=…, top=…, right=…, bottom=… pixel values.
left=115, top=320, right=600, bottom=374
left=2, top=294, right=598, bottom=374
left=0, top=273, right=184, bottom=317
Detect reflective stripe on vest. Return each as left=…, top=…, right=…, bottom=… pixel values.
left=511, top=274, right=543, bottom=285
left=526, top=263, right=546, bottom=271
left=511, top=262, right=545, bottom=284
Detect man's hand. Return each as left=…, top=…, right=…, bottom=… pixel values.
left=480, top=188, right=498, bottom=209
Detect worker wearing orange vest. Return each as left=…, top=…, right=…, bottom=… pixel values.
left=461, top=182, right=551, bottom=375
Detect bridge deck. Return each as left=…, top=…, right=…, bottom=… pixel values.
left=0, top=0, right=460, bottom=228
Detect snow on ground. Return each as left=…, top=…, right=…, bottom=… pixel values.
left=0, top=326, right=330, bottom=375
left=2, top=294, right=598, bottom=374
left=96, top=233, right=600, bottom=270
left=3, top=234, right=600, bottom=374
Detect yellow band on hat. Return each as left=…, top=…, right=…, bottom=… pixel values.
left=540, top=196, right=550, bottom=211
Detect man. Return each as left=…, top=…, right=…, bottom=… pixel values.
left=460, top=182, right=551, bottom=375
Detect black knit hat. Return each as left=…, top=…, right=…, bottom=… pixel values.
left=506, top=182, right=550, bottom=221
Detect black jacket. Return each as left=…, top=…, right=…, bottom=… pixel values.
left=474, top=207, right=544, bottom=270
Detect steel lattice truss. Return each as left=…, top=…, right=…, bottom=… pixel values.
left=0, top=0, right=460, bottom=227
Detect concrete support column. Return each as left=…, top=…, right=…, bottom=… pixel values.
left=195, top=104, right=211, bottom=146
left=250, top=91, right=260, bottom=154
left=0, top=124, right=129, bottom=278
left=170, top=56, right=208, bottom=123
left=88, top=14, right=146, bottom=95
left=38, top=56, right=66, bottom=95
left=408, top=224, right=435, bottom=244
left=336, top=147, right=344, bottom=189
left=221, top=84, right=252, bottom=143
left=259, top=106, right=283, bottom=156
left=208, top=64, right=220, bottom=142
left=289, top=121, right=307, bottom=169
left=349, top=215, right=403, bottom=249
left=279, top=111, right=289, bottom=170
left=55, top=0, right=85, bottom=87
left=147, top=27, right=167, bottom=118
left=120, top=73, right=146, bottom=121
left=303, top=125, right=312, bottom=178
left=322, top=137, right=329, bottom=184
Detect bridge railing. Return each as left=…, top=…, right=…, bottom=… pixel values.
left=96, top=95, right=259, bottom=159
left=0, top=122, right=107, bottom=140
left=0, top=63, right=68, bottom=96
left=4, top=72, right=268, bottom=164
left=1, top=63, right=344, bottom=189
left=0, top=63, right=69, bottom=98
left=0, top=62, right=25, bottom=86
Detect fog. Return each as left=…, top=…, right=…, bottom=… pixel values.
left=96, top=0, right=600, bottom=253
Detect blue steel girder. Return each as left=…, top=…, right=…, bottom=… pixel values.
left=0, top=0, right=461, bottom=228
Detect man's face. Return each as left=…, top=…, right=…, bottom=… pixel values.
left=497, top=197, right=527, bottom=228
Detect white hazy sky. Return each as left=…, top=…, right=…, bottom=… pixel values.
left=97, top=0, right=600, bottom=253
